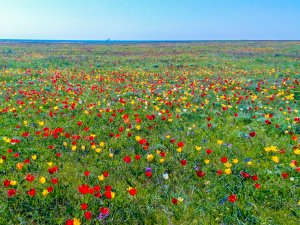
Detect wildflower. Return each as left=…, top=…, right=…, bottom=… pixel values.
left=98, top=207, right=109, bottom=220
left=147, top=154, right=154, bottom=162
left=42, top=189, right=49, bottom=196
left=195, top=146, right=201, bottom=151
left=81, top=203, right=88, bottom=210
left=264, top=146, right=278, bottom=152
left=40, top=176, right=46, bottom=184
left=272, top=156, right=279, bottom=163
left=233, top=158, right=239, bottom=164
left=224, top=168, right=232, bottom=175
left=228, top=194, right=237, bottom=203
left=84, top=211, right=92, bottom=220
left=128, top=187, right=137, bottom=196
left=8, top=189, right=16, bottom=197
left=73, top=218, right=81, bottom=225
left=78, top=184, right=90, bottom=195
left=98, top=175, right=104, bottom=181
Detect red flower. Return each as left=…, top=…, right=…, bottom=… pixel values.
left=172, top=198, right=178, bottom=204
left=65, top=219, right=74, bottom=225
left=51, top=177, right=58, bottom=185
left=100, top=207, right=109, bottom=215
left=135, top=154, right=141, bottom=160
left=84, top=171, right=90, bottom=177
left=48, top=166, right=58, bottom=174
left=84, top=211, right=92, bottom=220
left=196, top=170, right=206, bottom=177
left=78, top=184, right=90, bottom=195
left=240, top=171, right=250, bottom=179
left=254, top=183, right=261, bottom=189
left=8, top=189, right=16, bottom=197
left=81, top=203, right=88, bottom=210
left=177, top=142, right=184, bottom=148
left=4, top=179, right=10, bottom=187
left=105, top=185, right=112, bottom=191
left=47, top=186, right=54, bottom=192
left=249, top=131, right=256, bottom=137
left=181, top=159, right=187, bottom=166
left=145, top=171, right=152, bottom=177
left=128, top=188, right=137, bottom=196
left=94, top=185, right=101, bottom=192
left=123, top=156, right=131, bottom=163
left=206, top=149, right=212, bottom=154
left=216, top=170, right=223, bottom=176
left=27, top=188, right=36, bottom=196
left=105, top=191, right=112, bottom=199
left=220, top=157, right=228, bottom=163
left=103, top=171, right=109, bottom=177
left=251, top=175, right=258, bottom=181
left=228, top=194, right=237, bottom=203
left=282, top=172, right=289, bottom=179
left=26, top=173, right=35, bottom=182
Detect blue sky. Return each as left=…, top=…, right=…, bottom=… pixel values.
left=0, top=0, right=299, bottom=40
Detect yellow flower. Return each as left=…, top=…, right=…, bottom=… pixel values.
left=232, top=158, right=239, bottom=164
left=95, top=148, right=101, bottom=153
left=100, top=142, right=105, bottom=147
left=0, top=159, right=3, bottom=164
left=31, top=155, right=37, bottom=160
left=147, top=154, right=154, bottom=161
left=264, top=146, right=278, bottom=152
left=111, top=191, right=115, bottom=199
left=272, top=156, right=279, bottom=163
left=23, top=120, right=28, bottom=126
left=165, top=135, right=171, bottom=139
left=217, top=140, right=223, bottom=145
left=81, top=145, right=85, bottom=150
left=109, top=153, right=114, bottom=158
left=176, top=147, right=182, bottom=153
left=224, top=168, right=232, bottom=175
left=224, top=162, right=232, bottom=168
left=135, top=136, right=141, bottom=141
left=42, top=189, right=49, bottom=196
left=98, top=175, right=104, bottom=181
left=63, top=142, right=68, bottom=146
left=160, top=158, right=165, bottom=163
left=71, top=145, right=77, bottom=151
left=136, top=125, right=141, bottom=130
left=47, top=162, right=53, bottom=167
left=247, top=161, right=252, bottom=166
left=294, top=149, right=300, bottom=155
left=204, top=159, right=210, bottom=164
left=40, top=176, right=46, bottom=184
left=39, top=121, right=44, bottom=126
left=178, top=197, right=184, bottom=202
left=73, top=218, right=81, bottom=225
left=195, top=146, right=201, bottom=151
left=10, top=181, right=17, bottom=186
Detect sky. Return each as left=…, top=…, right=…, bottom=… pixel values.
left=0, top=0, right=299, bottom=40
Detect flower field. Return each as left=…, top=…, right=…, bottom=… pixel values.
left=0, top=41, right=299, bottom=224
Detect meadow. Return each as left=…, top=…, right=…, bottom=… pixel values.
left=0, top=41, right=299, bottom=224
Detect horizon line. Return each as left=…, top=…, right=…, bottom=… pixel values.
left=1, top=38, right=300, bottom=43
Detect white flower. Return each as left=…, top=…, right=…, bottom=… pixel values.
left=163, top=173, right=169, bottom=180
